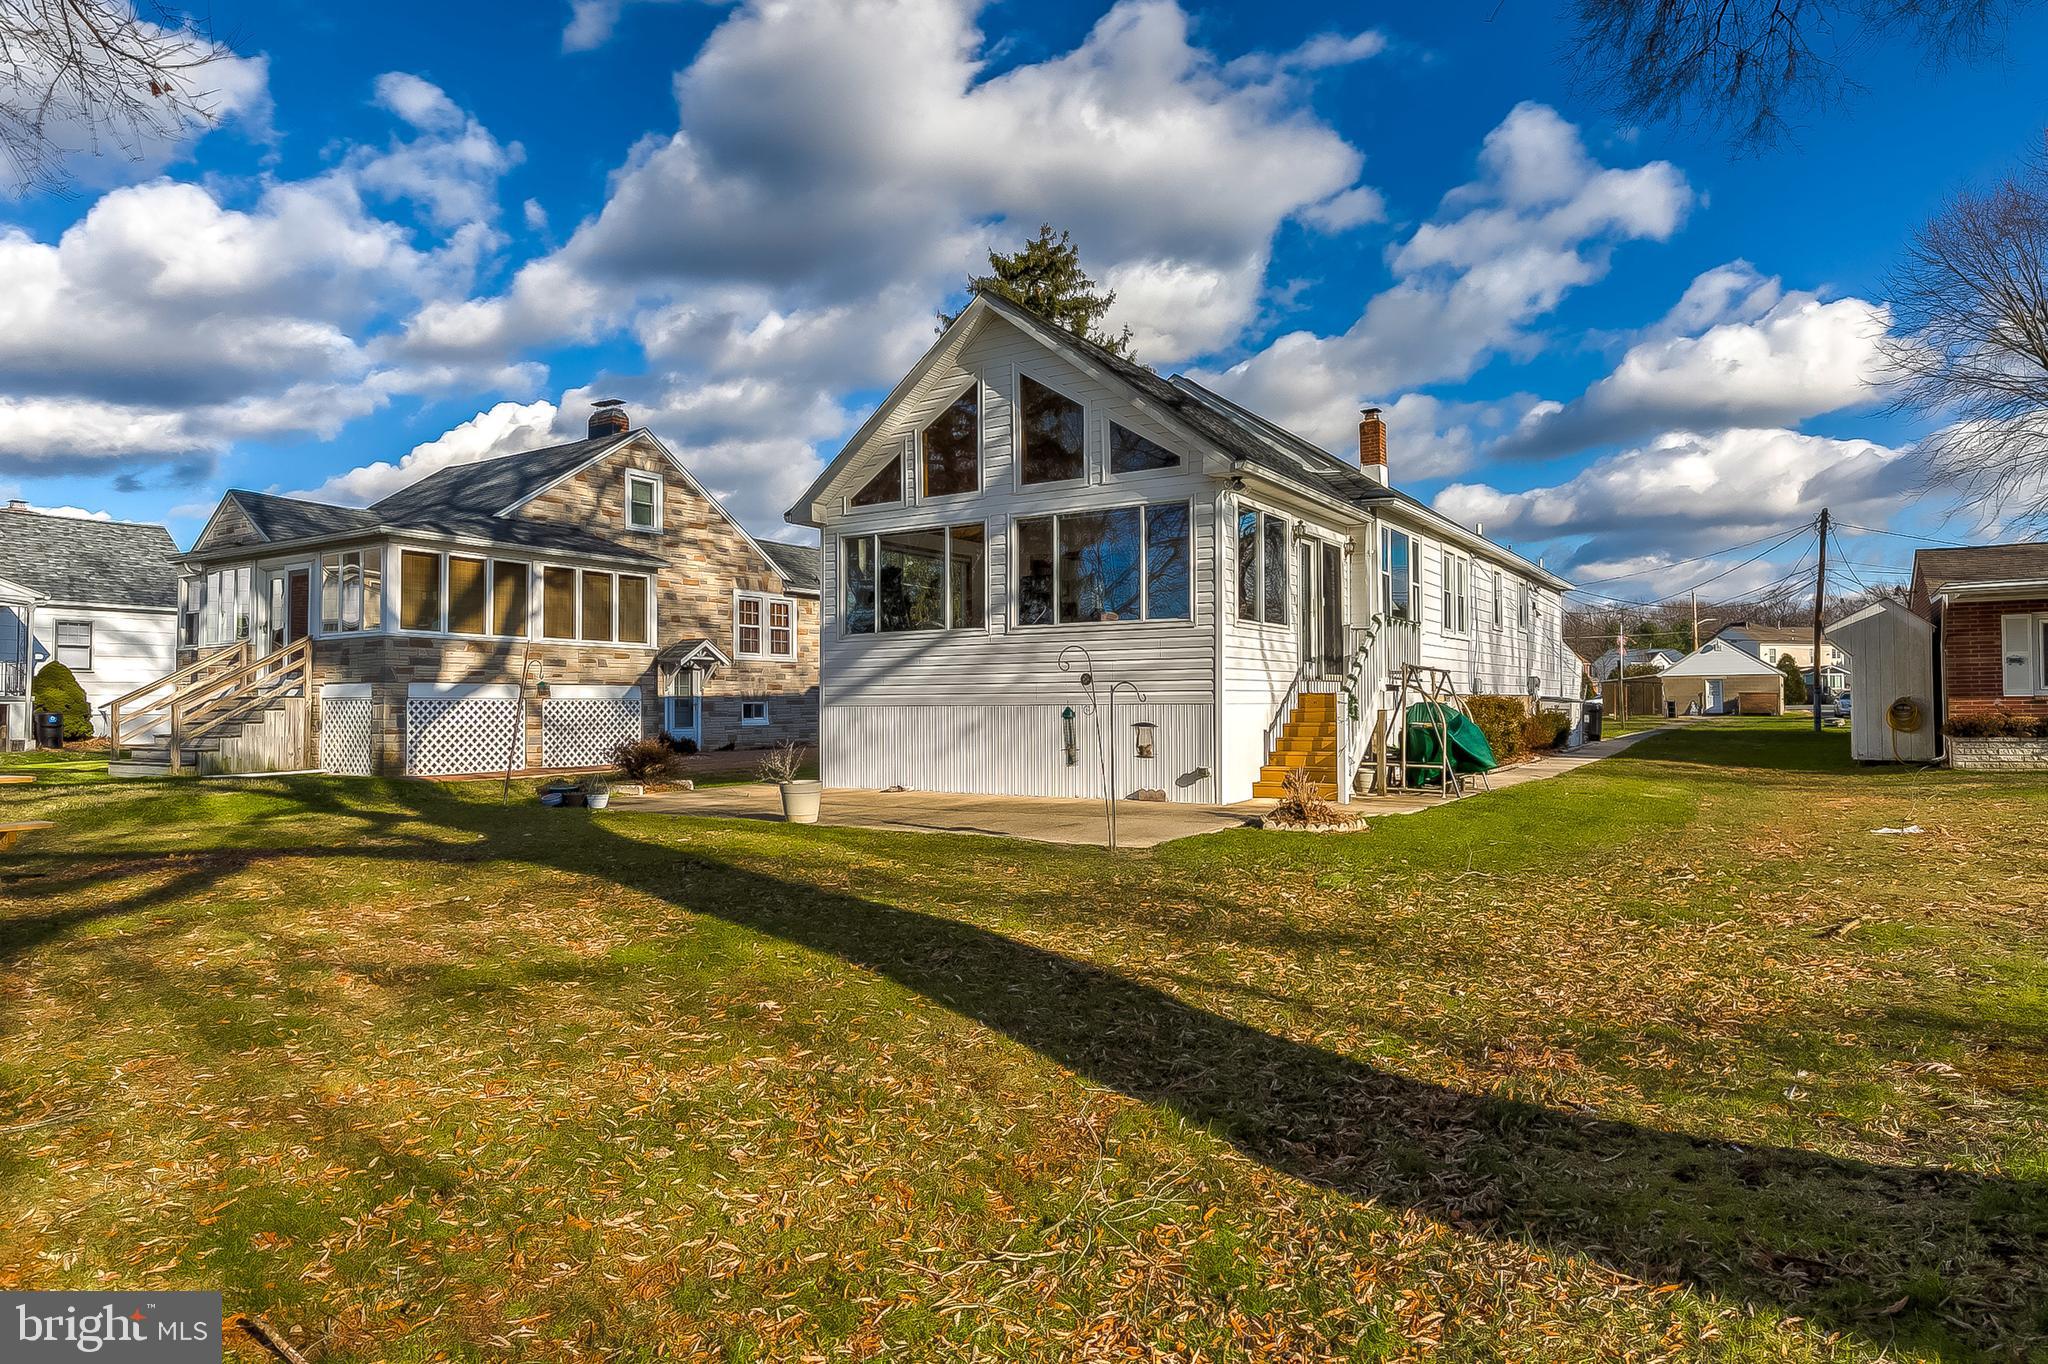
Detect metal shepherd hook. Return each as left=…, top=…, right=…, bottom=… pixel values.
left=1059, top=644, right=1146, bottom=849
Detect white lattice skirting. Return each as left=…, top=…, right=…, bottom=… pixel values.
left=541, top=696, right=642, bottom=769
left=319, top=697, right=378, bottom=775
left=406, top=696, right=522, bottom=776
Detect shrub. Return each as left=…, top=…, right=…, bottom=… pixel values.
left=667, top=735, right=700, bottom=756
left=1273, top=765, right=1348, bottom=827
left=1778, top=657, right=1807, bottom=704
left=31, top=661, right=93, bottom=740
left=1464, top=695, right=1530, bottom=764
left=756, top=741, right=809, bottom=784
left=609, top=736, right=683, bottom=782
left=1521, top=708, right=1571, bottom=752
left=1948, top=710, right=2048, bottom=738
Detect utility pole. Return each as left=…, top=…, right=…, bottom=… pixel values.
left=1812, top=508, right=1829, bottom=735
left=1615, top=622, right=1627, bottom=731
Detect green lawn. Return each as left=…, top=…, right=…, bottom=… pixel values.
left=1, top=719, right=2043, bottom=1362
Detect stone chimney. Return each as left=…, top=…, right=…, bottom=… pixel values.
left=588, top=399, right=630, bottom=438
left=1358, top=407, right=1388, bottom=486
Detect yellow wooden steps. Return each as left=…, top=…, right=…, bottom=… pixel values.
left=1255, top=689, right=1340, bottom=799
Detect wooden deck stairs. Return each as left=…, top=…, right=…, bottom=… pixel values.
left=1253, top=689, right=1340, bottom=800
left=106, top=639, right=315, bottom=777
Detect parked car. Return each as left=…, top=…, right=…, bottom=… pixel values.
left=1834, top=690, right=1852, bottom=718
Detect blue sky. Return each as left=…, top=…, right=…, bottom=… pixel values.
left=4, top=0, right=2045, bottom=605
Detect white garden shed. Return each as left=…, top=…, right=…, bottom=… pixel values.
left=1827, top=599, right=1938, bottom=762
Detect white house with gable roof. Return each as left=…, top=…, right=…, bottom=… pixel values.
left=785, top=292, right=1581, bottom=805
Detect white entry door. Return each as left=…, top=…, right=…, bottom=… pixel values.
left=1706, top=679, right=1724, bottom=713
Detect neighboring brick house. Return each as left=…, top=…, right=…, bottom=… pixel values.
left=1911, top=541, right=2048, bottom=727
left=155, top=404, right=819, bottom=776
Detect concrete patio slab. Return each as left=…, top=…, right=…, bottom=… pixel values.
left=615, top=784, right=1260, bottom=847
left=613, top=727, right=1675, bottom=847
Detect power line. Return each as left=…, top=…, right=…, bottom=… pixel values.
left=1832, top=520, right=1974, bottom=548
left=1564, top=521, right=1817, bottom=610
left=1561, top=523, right=1811, bottom=588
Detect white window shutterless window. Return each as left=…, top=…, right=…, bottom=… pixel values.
left=2003, top=613, right=2039, bottom=696
left=626, top=472, right=661, bottom=531
left=735, top=591, right=798, bottom=659
left=741, top=700, right=769, bottom=725
left=1440, top=551, right=1471, bottom=634
left=54, top=621, right=91, bottom=671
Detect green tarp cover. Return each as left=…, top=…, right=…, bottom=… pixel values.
left=1404, top=703, right=1497, bottom=784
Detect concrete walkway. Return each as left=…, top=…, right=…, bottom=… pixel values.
left=1324, top=724, right=1679, bottom=816
left=614, top=728, right=1674, bottom=847
left=615, top=784, right=1259, bottom=848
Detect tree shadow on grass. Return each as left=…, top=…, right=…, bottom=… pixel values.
left=7, top=780, right=2046, bottom=1359
left=500, top=805, right=2046, bottom=1360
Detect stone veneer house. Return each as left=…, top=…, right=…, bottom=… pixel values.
left=148, top=405, right=819, bottom=776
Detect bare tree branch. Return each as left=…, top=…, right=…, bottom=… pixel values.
left=1883, top=139, right=2048, bottom=531
left=0, top=0, right=232, bottom=193
left=1567, top=0, right=2032, bottom=153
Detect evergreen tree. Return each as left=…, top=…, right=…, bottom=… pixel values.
left=1778, top=656, right=1808, bottom=705
left=942, top=224, right=1133, bottom=358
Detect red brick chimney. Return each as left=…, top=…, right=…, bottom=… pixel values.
left=1358, top=407, right=1388, bottom=486
left=588, top=399, right=629, bottom=438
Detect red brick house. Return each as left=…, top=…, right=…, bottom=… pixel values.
left=1911, top=540, right=2048, bottom=734
left=113, top=404, right=819, bottom=776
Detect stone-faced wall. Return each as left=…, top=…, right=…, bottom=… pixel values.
left=1941, top=596, right=2048, bottom=722
left=516, top=438, right=819, bottom=752
left=300, top=436, right=820, bottom=774
left=1947, top=736, right=2048, bottom=770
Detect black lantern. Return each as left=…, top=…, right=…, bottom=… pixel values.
left=1132, top=720, right=1157, bottom=760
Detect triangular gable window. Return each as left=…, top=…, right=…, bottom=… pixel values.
left=1110, top=422, right=1180, bottom=474
left=851, top=455, right=902, bottom=508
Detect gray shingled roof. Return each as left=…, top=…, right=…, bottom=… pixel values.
left=227, top=491, right=383, bottom=543
left=196, top=432, right=665, bottom=566
left=0, top=507, right=179, bottom=608
left=760, top=540, right=820, bottom=593
left=1914, top=542, right=2048, bottom=595
left=369, top=432, right=632, bottom=525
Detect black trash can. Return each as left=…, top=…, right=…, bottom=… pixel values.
left=35, top=711, right=64, bottom=748
left=1583, top=699, right=1603, bottom=742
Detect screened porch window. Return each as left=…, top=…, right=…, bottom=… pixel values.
left=399, top=551, right=442, bottom=632
left=542, top=567, right=576, bottom=639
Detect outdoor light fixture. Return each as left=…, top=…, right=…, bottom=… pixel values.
left=1132, top=720, right=1157, bottom=760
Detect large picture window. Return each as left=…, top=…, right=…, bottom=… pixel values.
left=841, top=524, right=986, bottom=634
left=921, top=386, right=979, bottom=497
left=736, top=589, right=800, bottom=657
left=1380, top=528, right=1412, bottom=620
left=1019, top=374, right=1083, bottom=485
left=1236, top=508, right=1287, bottom=625
left=1015, top=502, right=1192, bottom=626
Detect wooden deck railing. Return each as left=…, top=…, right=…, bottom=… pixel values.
left=105, top=642, right=249, bottom=753
left=165, top=637, right=312, bottom=773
